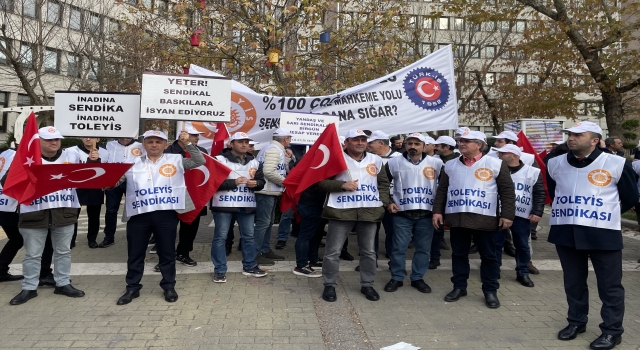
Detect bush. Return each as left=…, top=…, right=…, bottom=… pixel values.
left=622, top=119, right=640, bottom=131
left=623, top=142, right=637, bottom=151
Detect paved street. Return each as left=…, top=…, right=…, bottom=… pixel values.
left=1, top=207, right=640, bottom=349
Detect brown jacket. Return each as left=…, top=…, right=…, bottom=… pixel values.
left=432, top=155, right=516, bottom=231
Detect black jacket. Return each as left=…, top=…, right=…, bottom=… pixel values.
left=507, top=161, right=545, bottom=217
left=210, top=148, right=265, bottom=213
left=546, top=148, right=639, bottom=250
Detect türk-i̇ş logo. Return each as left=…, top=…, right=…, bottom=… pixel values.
left=403, top=67, right=450, bottom=111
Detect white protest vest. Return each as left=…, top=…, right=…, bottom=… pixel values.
left=124, top=154, right=186, bottom=217
left=106, top=140, right=145, bottom=163
left=0, top=149, right=18, bottom=212
left=387, top=155, right=442, bottom=211
left=326, top=152, right=383, bottom=209
left=381, top=150, right=402, bottom=192
left=67, top=146, right=109, bottom=164
left=444, top=156, right=502, bottom=216
left=548, top=152, right=624, bottom=230
left=20, top=150, right=81, bottom=214
left=632, top=160, right=640, bottom=201
left=488, top=149, right=535, bottom=166
left=510, top=164, right=540, bottom=219
left=211, top=156, right=259, bottom=208
left=256, top=143, right=286, bottom=193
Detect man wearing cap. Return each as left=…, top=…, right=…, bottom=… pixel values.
left=422, top=136, right=436, bottom=157
left=67, top=138, right=108, bottom=249
left=102, top=137, right=145, bottom=248
left=253, top=128, right=294, bottom=265
left=210, top=132, right=267, bottom=282
left=318, top=129, right=390, bottom=302
left=115, top=130, right=205, bottom=305
left=489, top=131, right=535, bottom=166
left=390, top=135, right=405, bottom=153
left=494, top=144, right=545, bottom=288
left=164, top=126, right=209, bottom=267
left=9, top=127, right=97, bottom=305
left=547, top=121, right=637, bottom=349
left=384, top=132, right=442, bottom=294
left=432, top=130, right=516, bottom=309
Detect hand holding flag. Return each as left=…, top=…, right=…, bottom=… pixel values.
left=3, top=112, right=41, bottom=202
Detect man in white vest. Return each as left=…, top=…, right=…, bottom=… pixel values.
left=253, top=128, right=293, bottom=265
left=494, top=144, right=545, bottom=288
left=318, top=129, right=390, bottom=302
left=102, top=138, right=145, bottom=248
left=0, top=148, right=22, bottom=282
left=432, top=130, right=516, bottom=309
left=115, top=130, right=205, bottom=306
left=210, top=132, right=267, bottom=283
left=488, top=131, right=535, bottom=166
left=547, top=121, right=638, bottom=349
left=384, top=133, right=442, bottom=294
left=9, top=127, right=98, bottom=305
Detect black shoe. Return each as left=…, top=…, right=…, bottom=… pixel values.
left=97, top=239, right=114, bottom=248
left=440, top=239, right=451, bottom=250
left=528, top=261, right=540, bottom=275
left=339, top=250, right=354, bottom=261
left=503, top=246, right=516, bottom=257
left=0, top=273, right=24, bottom=282
left=484, top=292, right=500, bottom=308
left=558, top=324, right=586, bottom=341
left=88, top=241, right=98, bottom=249
left=225, top=244, right=232, bottom=256
left=531, top=232, right=538, bottom=240
left=117, top=290, right=140, bottom=305
left=468, top=244, right=478, bottom=254
left=164, top=289, right=178, bottom=302
left=384, top=279, right=404, bottom=292
left=70, top=242, right=75, bottom=249
left=589, top=334, right=621, bottom=349
left=322, top=286, right=336, bottom=302
left=176, top=255, right=197, bottom=267
left=444, top=288, right=467, bottom=302
left=355, top=265, right=360, bottom=272
left=9, top=290, right=37, bottom=305
left=428, top=260, right=440, bottom=270
left=154, top=264, right=160, bottom=272
left=54, top=284, right=85, bottom=298
left=360, top=287, right=380, bottom=301
left=517, top=275, right=535, bottom=287
left=38, top=274, right=56, bottom=287
left=309, top=259, right=323, bottom=268
left=275, top=240, right=286, bottom=250
left=410, top=279, right=432, bottom=293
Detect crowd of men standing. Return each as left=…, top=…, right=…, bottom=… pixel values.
left=0, top=121, right=638, bottom=350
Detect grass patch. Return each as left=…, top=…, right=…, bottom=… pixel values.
left=622, top=210, right=637, bottom=222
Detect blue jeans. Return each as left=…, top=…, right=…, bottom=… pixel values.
left=498, top=217, right=531, bottom=276
left=389, top=215, right=434, bottom=281
left=295, top=203, right=323, bottom=268
left=277, top=208, right=294, bottom=242
left=20, top=224, right=75, bottom=290
left=254, top=194, right=277, bottom=254
left=211, top=210, right=258, bottom=273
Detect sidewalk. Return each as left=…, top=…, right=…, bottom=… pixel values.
left=1, top=209, right=640, bottom=349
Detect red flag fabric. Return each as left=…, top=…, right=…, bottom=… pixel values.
left=21, top=163, right=132, bottom=204
left=3, top=112, right=41, bottom=202
left=538, top=149, right=548, bottom=160
left=178, top=154, right=232, bottom=224
left=517, top=131, right=552, bottom=205
left=210, top=122, right=230, bottom=156
left=281, top=123, right=348, bottom=212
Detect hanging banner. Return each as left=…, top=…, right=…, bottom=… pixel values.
left=181, top=46, right=458, bottom=149
left=279, top=112, right=340, bottom=145
left=140, top=72, right=231, bottom=122
left=54, top=91, right=140, bottom=138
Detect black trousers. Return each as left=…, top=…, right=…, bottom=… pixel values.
left=450, top=227, right=500, bottom=292
left=176, top=215, right=201, bottom=257
left=0, top=212, right=22, bottom=275
left=125, top=210, right=178, bottom=292
left=72, top=205, right=102, bottom=245
left=430, top=225, right=445, bottom=261
left=555, top=245, right=624, bottom=336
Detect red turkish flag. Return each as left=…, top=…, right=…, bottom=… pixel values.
left=20, top=163, right=132, bottom=204
left=517, top=131, right=552, bottom=205
left=538, top=149, right=548, bottom=160
left=210, top=122, right=230, bottom=156
left=178, top=154, right=232, bottom=224
left=281, top=123, right=347, bottom=213
left=3, top=112, right=41, bottom=202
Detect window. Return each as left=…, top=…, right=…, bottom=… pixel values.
left=454, top=18, right=464, bottom=31
left=20, top=43, right=32, bottom=68
left=469, top=22, right=481, bottom=32
left=500, top=21, right=511, bottom=32
left=67, top=53, right=81, bottom=77
left=89, top=12, right=101, bottom=33
left=408, top=16, right=417, bottom=28
left=142, top=0, right=152, bottom=8
left=17, top=94, right=31, bottom=106
left=514, top=49, right=525, bottom=59
left=421, top=42, right=432, bottom=56
left=0, top=0, right=14, bottom=12
left=501, top=48, right=510, bottom=59
left=127, top=0, right=137, bottom=4
left=22, top=0, right=36, bottom=17
left=454, top=45, right=465, bottom=58
left=516, top=73, right=527, bottom=86
left=485, top=72, right=495, bottom=85
left=469, top=45, right=480, bottom=58
left=484, top=21, right=496, bottom=31
left=156, top=0, right=168, bottom=14
left=515, top=20, right=526, bottom=33
left=70, top=7, right=82, bottom=30
left=439, top=17, right=449, bottom=30
left=438, top=43, right=449, bottom=50
left=577, top=102, right=587, bottom=115
left=298, top=38, right=308, bottom=52
left=46, top=1, right=61, bottom=24
left=88, top=61, right=99, bottom=80
left=107, top=19, right=119, bottom=33
left=485, top=45, right=496, bottom=58
left=44, top=49, right=59, bottom=73
left=423, top=17, right=433, bottom=29
left=530, top=74, right=540, bottom=84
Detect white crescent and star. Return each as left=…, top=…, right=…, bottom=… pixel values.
left=310, top=144, right=330, bottom=169
left=50, top=173, right=66, bottom=180
left=194, top=165, right=210, bottom=187
left=67, top=167, right=106, bottom=183
left=27, top=134, right=39, bottom=151
left=417, top=80, right=438, bottom=99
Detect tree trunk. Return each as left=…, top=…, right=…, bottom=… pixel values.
left=602, top=90, right=624, bottom=138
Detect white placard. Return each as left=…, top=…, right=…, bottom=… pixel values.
left=280, top=112, right=340, bottom=145
left=140, top=72, right=231, bottom=122
left=54, top=91, right=140, bottom=138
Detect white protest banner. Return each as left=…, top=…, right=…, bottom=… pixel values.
left=280, top=112, right=339, bottom=145
left=140, top=72, right=231, bottom=122
left=182, top=45, right=458, bottom=149
left=54, top=91, right=140, bottom=138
